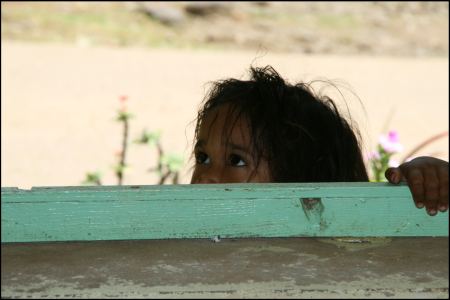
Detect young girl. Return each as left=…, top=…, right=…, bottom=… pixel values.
left=190, top=65, right=448, bottom=217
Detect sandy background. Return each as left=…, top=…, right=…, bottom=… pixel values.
left=2, top=40, right=448, bottom=188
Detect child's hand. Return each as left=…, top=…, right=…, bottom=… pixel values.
left=385, top=156, right=448, bottom=216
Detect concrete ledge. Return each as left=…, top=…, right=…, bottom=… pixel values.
left=1, top=237, right=448, bottom=298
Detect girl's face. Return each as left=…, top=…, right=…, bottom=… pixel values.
left=191, top=105, right=272, bottom=184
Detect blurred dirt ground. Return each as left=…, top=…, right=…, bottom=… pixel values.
left=2, top=41, right=448, bottom=187
left=1, top=1, right=448, bottom=56
left=1, top=2, right=449, bottom=187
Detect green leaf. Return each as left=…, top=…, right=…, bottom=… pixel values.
left=161, top=153, right=184, bottom=172
left=134, top=129, right=161, bottom=146
left=82, top=171, right=102, bottom=185
left=113, top=164, right=128, bottom=174
left=116, top=110, right=133, bottom=122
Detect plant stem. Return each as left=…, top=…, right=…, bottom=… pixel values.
left=381, top=107, right=396, bottom=133
left=118, top=118, right=129, bottom=185
left=401, top=131, right=448, bottom=163
left=172, top=172, right=179, bottom=184
left=159, top=170, right=171, bottom=185
left=156, top=142, right=163, bottom=175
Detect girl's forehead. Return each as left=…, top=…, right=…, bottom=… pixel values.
left=199, top=106, right=251, bottom=146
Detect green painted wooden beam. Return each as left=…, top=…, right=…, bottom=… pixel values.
left=1, top=182, right=448, bottom=242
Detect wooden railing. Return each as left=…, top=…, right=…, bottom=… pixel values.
left=2, top=182, right=447, bottom=243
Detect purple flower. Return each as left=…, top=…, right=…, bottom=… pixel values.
left=388, top=131, right=399, bottom=143
left=379, top=131, right=403, bottom=153
left=367, top=151, right=381, bottom=161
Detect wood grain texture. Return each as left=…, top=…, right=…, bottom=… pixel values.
left=1, top=183, right=448, bottom=242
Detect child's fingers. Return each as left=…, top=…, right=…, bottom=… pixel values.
left=423, top=167, right=440, bottom=216
left=402, top=168, right=426, bottom=210
left=385, top=167, right=402, bottom=184
left=397, top=157, right=448, bottom=216
left=437, top=166, right=449, bottom=212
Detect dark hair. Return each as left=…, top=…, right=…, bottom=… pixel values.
left=194, top=65, right=369, bottom=182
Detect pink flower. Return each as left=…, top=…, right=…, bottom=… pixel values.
left=367, top=151, right=381, bottom=161
left=118, top=95, right=128, bottom=113
left=119, top=95, right=128, bottom=103
left=388, top=131, right=399, bottom=143
left=379, top=131, right=403, bottom=153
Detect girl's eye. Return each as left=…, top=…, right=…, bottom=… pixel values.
left=229, top=154, right=247, bottom=167
left=195, top=151, right=210, bottom=165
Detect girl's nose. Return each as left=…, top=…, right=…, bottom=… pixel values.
left=195, top=177, right=219, bottom=184
left=192, top=166, right=221, bottom=184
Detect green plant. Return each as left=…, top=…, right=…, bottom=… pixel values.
left=367, top=130, right=448, bottom=182
left=114, top=95, right=132, bottom=185
left=135, top=129, right=183, bottom=184
left=83, top=95, right=183, bottom=185
left=367, top=130, right=403, bottom=182
left=82, top=171, right=102, bottom=186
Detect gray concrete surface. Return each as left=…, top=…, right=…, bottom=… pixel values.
left=1, top=237, right=448, bottom=298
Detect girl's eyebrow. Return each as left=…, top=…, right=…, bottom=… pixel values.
left=194, top=140, right=205, bottom=149
left=195, top=139, right=251, bottom=156
left=228, top=143, right=251, bottom=155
